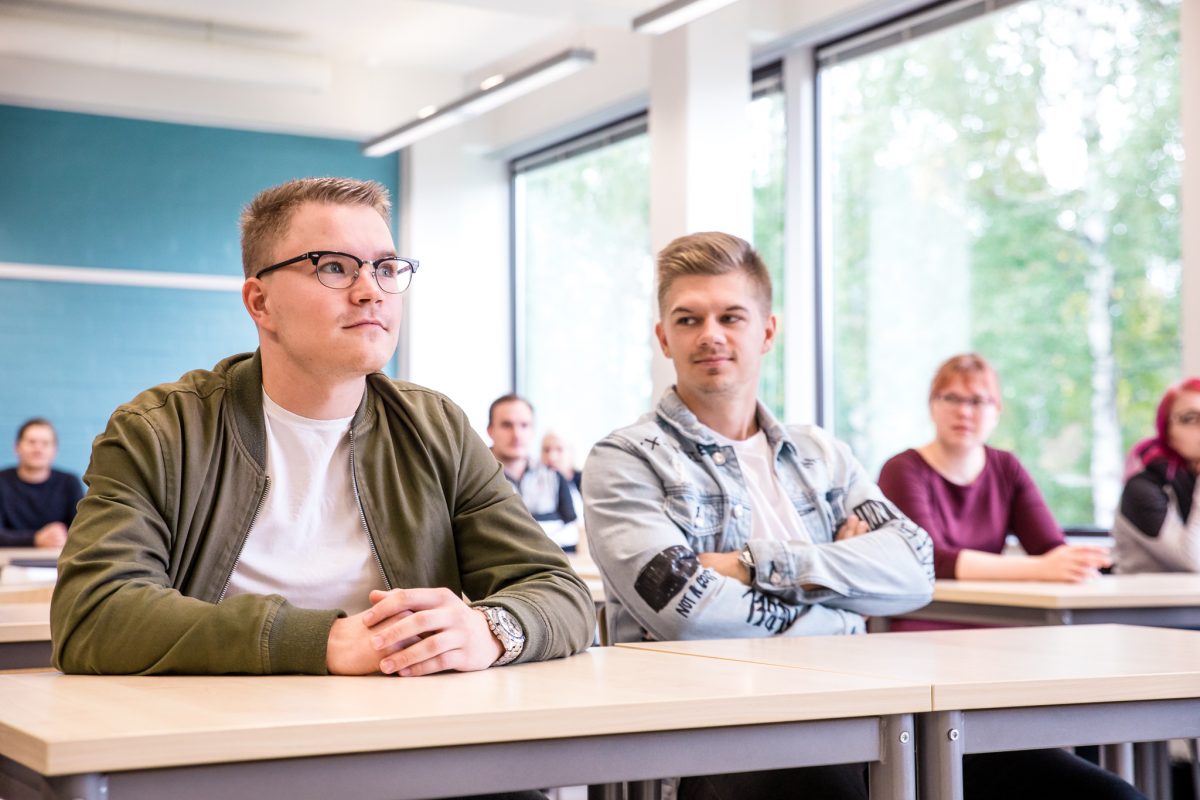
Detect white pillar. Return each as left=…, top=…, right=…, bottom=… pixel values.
left=647, top=1, right=753, bottom=402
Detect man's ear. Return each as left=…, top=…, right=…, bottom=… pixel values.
left=761, top=313, right=778, bottom=355
left=243, top=279, right=275, bottom=332
left=655, top=321, right=671, bottom=358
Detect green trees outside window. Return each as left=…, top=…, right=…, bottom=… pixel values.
left=823, top=0, right=1181, bottom=526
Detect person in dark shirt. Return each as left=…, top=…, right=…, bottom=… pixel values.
left=879, top=353, right=1110, bottom=586
left=0, top=418, right=83, bottom=547
left=1113, top=377, right=1200, bottom=573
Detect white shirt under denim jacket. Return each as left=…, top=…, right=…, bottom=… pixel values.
left=582, top=388, right=935, bottom=645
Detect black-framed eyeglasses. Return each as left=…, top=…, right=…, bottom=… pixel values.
left=255, top=251, right=419, bottom=294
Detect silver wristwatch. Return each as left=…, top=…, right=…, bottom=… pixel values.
left=480, top=606, right=525, bottom=666
left=738, top=544, right=757, bottom=583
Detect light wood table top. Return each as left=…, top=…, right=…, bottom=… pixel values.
left=621, top=624, right=1200, bottom=711
left=0, top=583, right=54, bottom=604
left=0, top=603, right=50, bottom=644
left=931, top=573, right=1200, bottom=608
left=0, top=646, right=929, bottom=776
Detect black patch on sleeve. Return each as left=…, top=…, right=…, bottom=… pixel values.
left=853, top=499, right=898, bottom=530
left=635, top=545, right=699, bottom=612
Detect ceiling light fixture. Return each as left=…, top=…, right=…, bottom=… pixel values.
left=631, top=0, right=741, bottom=35
left=362, top=48, right=595, bottom=157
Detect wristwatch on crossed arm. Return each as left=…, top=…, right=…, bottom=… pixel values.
left=738, top=544, right=757, bottom=584
left=480, top=606, right=526, bottom=666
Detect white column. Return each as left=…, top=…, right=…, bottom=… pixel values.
left=647, top=1, right=753, bottom=403
left=782, top=46, right=820, bottom=426
left=404, top=128, right=512, bottom=436
left=1183, top=0, right=1200, bottom=376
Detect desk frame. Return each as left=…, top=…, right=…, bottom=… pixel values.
left=899, top=602, right=1200, bottom=629
left=0, top=640, right=52, bottom=671
left=0, top=714, right=915, bottom=800
left=918, top=699, right=1200, bottom=800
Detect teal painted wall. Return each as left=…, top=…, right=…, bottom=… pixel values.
left=0, top=104, right=399, bottom=477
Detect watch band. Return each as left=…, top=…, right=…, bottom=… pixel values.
left=480, top=606, right=525, bottom=667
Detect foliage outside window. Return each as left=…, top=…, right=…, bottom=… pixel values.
left=516, top=83, right=787, bottom=461
left=822, top=0, right=1181, bottom=526
left=515, top=131, right=653, bottom=462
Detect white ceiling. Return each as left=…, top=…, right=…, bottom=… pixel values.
left=0, top=0, right=680, bottom=142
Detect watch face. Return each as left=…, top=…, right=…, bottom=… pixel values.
left=494, top=609, right=524, bottom=641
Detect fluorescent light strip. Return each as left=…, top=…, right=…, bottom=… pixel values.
left=362, top=48, right=595, bottom=157
left=0, top=262, right=243, bottom=292
left=632, top=0, right=741, bottom=35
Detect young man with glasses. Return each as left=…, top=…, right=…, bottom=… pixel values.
left=582, top=232, right=1141, bottom=800
left=52, top=177, right=594, bottom=680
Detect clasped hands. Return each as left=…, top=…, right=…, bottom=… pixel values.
left=325, top=587, right=503, bottom=677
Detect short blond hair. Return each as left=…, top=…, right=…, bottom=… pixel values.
left=239, top=177, right=392, bottom=278
left=655, top=232, right=772, bottom=316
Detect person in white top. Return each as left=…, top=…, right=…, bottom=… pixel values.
left=52, top=178, right=594, bottom=702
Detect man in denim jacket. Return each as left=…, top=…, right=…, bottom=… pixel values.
left=582, top=232, right=1144, bottom=800
left=584, top=232, right=934, bottom=648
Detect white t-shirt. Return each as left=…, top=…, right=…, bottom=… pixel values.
left=222, top=392, right=386, bottom=613
left=718, top=430, right=812, bottom=545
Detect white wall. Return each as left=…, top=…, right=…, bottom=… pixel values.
left=403, top=126, right=512, bottom=437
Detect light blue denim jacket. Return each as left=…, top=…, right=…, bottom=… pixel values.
left=583, top=389, right=934, bottom=644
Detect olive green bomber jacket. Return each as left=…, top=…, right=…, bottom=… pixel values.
left=51, top=351, right=595, bottom=674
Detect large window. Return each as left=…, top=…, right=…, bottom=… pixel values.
left=821, top=0, right=1182, bottom=526
left=515, top=72, right=787, bottom=462
left=514, top=119, right=653, bottom=462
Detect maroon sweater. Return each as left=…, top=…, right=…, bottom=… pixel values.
left=878, top=447, right=1063, bottom=579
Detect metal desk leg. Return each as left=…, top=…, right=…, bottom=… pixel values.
left=45, top=773, right=108, bottom=800
left=588, top=784, right=623, bottom=800
left=626, top=780, right=661, bottom=800
left=1155, top=741, right=1171, bottom=800
left=1135, top=741, right=1162, bottom=800
left=1100, top=743, right=1136, bottom=783
left=868, top=714, right=915, bottom=800
left=918, top=710, right=965, bottom=800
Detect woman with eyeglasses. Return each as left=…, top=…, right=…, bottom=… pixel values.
left=878, top=353, right=1111, bottom=591
left=1112, top=378, right=1200, bottom=573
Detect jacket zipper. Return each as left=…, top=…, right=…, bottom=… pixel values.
left=349, top=428, right=392, bottom=590
left=217, top=476, right=271, bottom=603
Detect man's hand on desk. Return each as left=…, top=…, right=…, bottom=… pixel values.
left=33, top=522, right=67, bottom=548
left=1034, top=544, right=1112, bottom=582
left=325, top=587, right=503, bottom=677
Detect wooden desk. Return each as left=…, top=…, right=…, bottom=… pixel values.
left=622, top=625, right=1200, bottom=800
left=0, top=583, right=54, bottom=604
left=895, top=574, right=1200, bottom=628
left=0, top=603, right=51, bottom=670
left=0, top=647, right=928, bottom=800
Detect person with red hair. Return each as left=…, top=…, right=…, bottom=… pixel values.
left=1113, top=378, right=1200, bottom=573
left=879, top=353, right=1111, bottom=586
